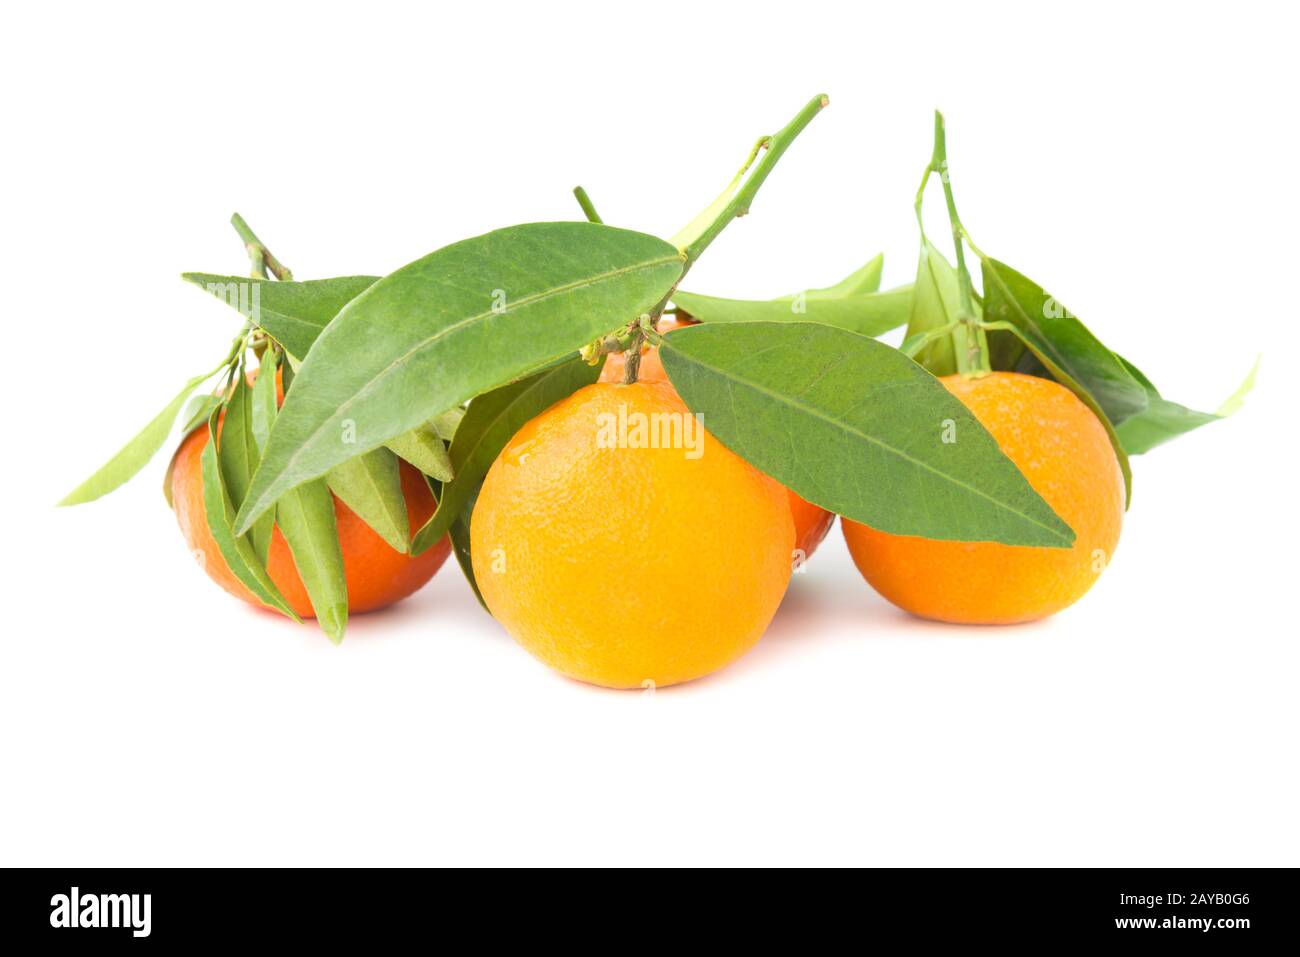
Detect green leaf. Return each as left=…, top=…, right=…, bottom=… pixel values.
left=275, top=478, right=348, bottom=643
left=385, top=424, right=454, bottom=481
left=234, top=222, right=684, bottom=536
left=431, top=407, right=466, bottom=442
left=659, top=321, right=1075, bottom=547
left=671, top=254, right=910, bottom=338
left=449, top=487, right=487, bottom=611
left=179, top=392, right=223, bottom=437
left=218, top=370, right=274, bottom=563
left=183, top=274, right=378, bottom=360
left=60, top=370, right=214, bottom=506
left=980, top=258, right=1148, bottom=425
left=199, top=412, right=299, bottom=621
left=671, top=285, right=911, bottom=338
left=411, top=355, right=602, bottom=555
left=326, top=448, right=410, bottom=553
left=813, top=252, right=885, bottom=297
left=164, top=392, right=224, bottom=508
left=980, top=320, right=1133, bottom=506
left=903, top=239, right=963, bottom=377
left=250, top=353, right=280, bottom=452
left=1114, top=355, right=1258, bottom=455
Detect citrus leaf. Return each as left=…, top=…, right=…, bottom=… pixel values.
left=234, top=222, right=684, bottom=536
left=671, top=284, right=911, bottom=337
left=980, top=258, right=1148, bottom=425
left=672, top=253, right=909, bottom=338
left=59, top=370, right=215, bottom=506
left=410, top=355, right=602, bottom=555
left=199, top=412, right=299, bottom=621
left=183, top=274, right=378, bottom=360
left=431, top=408, right=466, bottom=442
left=813, top=252, right=885, bottom=298
left=1114, top=355, right=1258, bottom=455
left=980, top=319, right=1132, bottom=506
left=326, top=448, right=410, bottom=553
left=659, top=321, right=1075, bottom=547
left=449, top=489, right=486, bottom=611
left=250, top=352, right=280, bottom=452
left=164, top=392, right=224, bottom=508
left=903, top=239, right=963, bottom=377
left=275, top=478, right=348, bottom=644
left=384, top=424, right=453, bottom=482
left=219, top=370, right=274, bottom=563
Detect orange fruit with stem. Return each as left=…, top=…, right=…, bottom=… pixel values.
left=471, top=378, right=794, bottom=688
left=170, top=370, right=450, bottom=618
left=842, top=371, right=1124, bottom=624
left=601, top=316, right=835, bottom=561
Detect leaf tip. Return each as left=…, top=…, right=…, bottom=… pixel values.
left=320, top=605, right=348, bottom=644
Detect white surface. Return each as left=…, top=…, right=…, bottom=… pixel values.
left=2, top=1, right=1296, bottom=867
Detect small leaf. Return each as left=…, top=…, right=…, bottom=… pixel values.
left=385, top=424, right=454, bottom=482
left=1114, top=355, right=1258, bottom=455
left=183, top=274, right=378, bottom=360
left=449, top=489, right=487, bottom=611
left=235, top=222, right=683, bottom=536
left=812, top=252, right=885, bottom=297
left=199, top=412, right=300, bottom=621
left=671, top=285, right=912, bottom=337
left=903, top=239, right=963, bottom=377
left=672, top=254, right=909, bottom=338
left=164, top=392, right=224, bottom=507
left=411, top=355, right=602, bottom=555
left=250, top=352, right=280, bottom=452
left=219, top=370, right=274, bottom=563
left=326, top=448, right=410, bottom=553
left=980, top=258, right=1148, bottom=425
left=659, top=321, right=1075, bottom=547
left=275, top=478, right=348, bottom=643
left=430, top=407, right=466, bottom=442
left=60, top=370, right=215, bottom=506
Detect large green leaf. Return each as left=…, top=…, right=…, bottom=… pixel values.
left=903, top=240, right=963, bottom=377
left=183, top=274, right=378, bottom=360
left=326, top=448, right=410, bottom=553
left=199, top=413, right=299, bottom=621
left=410, top=355, right=603, bottom=556
left=980, top=259, right=1148, bottom=425
left=659, top=322, right=1075, bottom=547
left=234, top=222, right=684, bottom=535
left=59, top=370, right=214, bottom=506
left=672, top=254, right=911, bottom=338
left=1114, top=355, right=1258, bottom=455
left=275, top=478, right=348, bottom=643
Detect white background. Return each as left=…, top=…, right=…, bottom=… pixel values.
left=2, top=1, right=1296, bottom=866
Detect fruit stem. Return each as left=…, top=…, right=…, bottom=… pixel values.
left=573, top=186, right=603, bottom=224
left=918, top=111, right=990, bottom=378
left=230, top=212, right=294, bottom=282
left=677, top=94, right=830, bottom=267
left=621, top=326, right=645, bottom=384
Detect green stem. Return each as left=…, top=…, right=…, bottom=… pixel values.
left=230, top=212, right=294, bottom=281
left=679, top=94, right=830, bottom=266
left=573, top=186, right=603, bottom=224
left=921, top=111, right=990, bottom=377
